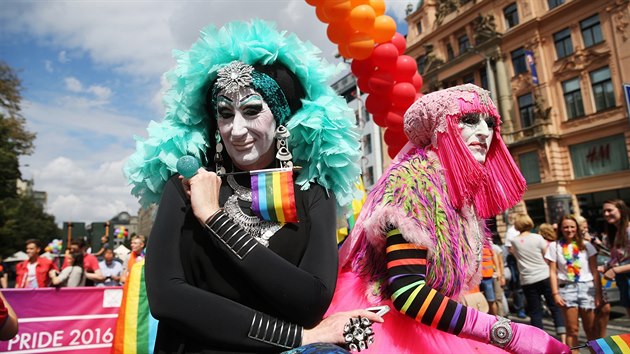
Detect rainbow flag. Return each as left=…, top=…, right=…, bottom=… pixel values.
left=251, top=169, right=297, bottom=223
left=587, top=334, right=630, bottom=354
left=112, top=259, right=158, bottom=354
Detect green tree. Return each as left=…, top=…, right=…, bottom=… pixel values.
left=0, top=61, right=60, bottom=258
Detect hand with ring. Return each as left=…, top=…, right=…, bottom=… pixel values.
left=343, top=316, right=374, bottom=352
left=301, top=309, right=384, bottom=349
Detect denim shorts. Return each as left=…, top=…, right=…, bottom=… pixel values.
left=559, top=282, right=596, bottom=310
left=480, top=277, right=496, bottom=302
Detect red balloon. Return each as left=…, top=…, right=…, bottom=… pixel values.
left=383, top=127, right=402, bottom=143
left=372, top=112, right=387, bottom=127
left=388, top=144, right=403, bottom=159
left=412, top=72, right=423, bottom=91
left=351, top=57, right=375, bottom=78
left=394, top=55, right=418, bottom=82
left=305, top=0, right=323, bottom=6
left=316, top=5, right=330, bottom=23
left=390, top=32, right=407, bottom=55
left=385, top=110, right=404, bottom=129
left=371, top=43, right=399, bottom=71
left=391, top=82, right=417, bottom=108
left=368, top=69, right=394, bottom=94
left=365, top=93, right=391, bottom=116
left=356, top=75, right=372, bottom=94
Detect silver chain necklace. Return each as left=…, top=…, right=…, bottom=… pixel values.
left=224, top=175, right=281, bottom=247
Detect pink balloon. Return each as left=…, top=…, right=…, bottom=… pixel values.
left=371, top=43, right=399, bottom=71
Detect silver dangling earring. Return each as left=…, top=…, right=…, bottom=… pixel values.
left=215, top=130, right=226, bottom=175
left=275, top=125, right=293, bottom=168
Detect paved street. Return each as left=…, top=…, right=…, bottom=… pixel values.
left=507, top=303, right=630, bottom=353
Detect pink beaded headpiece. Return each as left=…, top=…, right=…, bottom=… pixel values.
left=403, top=84, right=526, bottom=218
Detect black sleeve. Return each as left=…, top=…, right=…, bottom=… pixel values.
left=204, top=183, right=338, bottom=327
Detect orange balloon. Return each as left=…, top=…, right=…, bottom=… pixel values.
left=323, top=0, right=352, bottom=22
left=315, top=5, right=331, bottom=23
left=350, top=0, right=369, bottom=6
left=371, top=15, right=397, bottom=43
left=347, top=31, right=374, bottom=60
left=338, top=41, right=353, bottom=59
left=349, top=4, right=376, bottom=32
left=327, top=21, right=353, bottom=44
left=368, top=0, right=386, bottom=16
left=305, top=0, right=323, bottom=6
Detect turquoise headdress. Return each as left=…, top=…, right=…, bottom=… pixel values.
left=124, top=20, right=362, bottom=209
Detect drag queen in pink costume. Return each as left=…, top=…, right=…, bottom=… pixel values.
left=327, top=84, right=570, bottom=353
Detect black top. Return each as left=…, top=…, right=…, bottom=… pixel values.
left=146, top=174, right=338, bottom=353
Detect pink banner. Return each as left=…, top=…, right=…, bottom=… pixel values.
left=0, top=287, right=123, bottom=353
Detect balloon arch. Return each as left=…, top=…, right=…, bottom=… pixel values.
left=305, top=0, right=423, bottom=158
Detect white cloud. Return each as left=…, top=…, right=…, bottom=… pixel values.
left=58, top=50, right=69, bottom=63
left=64, top=77, right=83, bottom=92
left=87, top=85, right=112, bottom=101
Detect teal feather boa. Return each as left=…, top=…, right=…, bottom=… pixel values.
left=124, top=20, right=362, bottom=210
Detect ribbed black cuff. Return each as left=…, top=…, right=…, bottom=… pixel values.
left=248, top=311, right=302, bottom=349
left=204, top=210, right=257, bottom=259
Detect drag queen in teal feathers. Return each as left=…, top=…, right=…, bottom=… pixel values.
left=125, top=20, right=382, bottom=353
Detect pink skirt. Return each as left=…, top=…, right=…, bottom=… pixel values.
left=326, top=270, right=508, bottom=354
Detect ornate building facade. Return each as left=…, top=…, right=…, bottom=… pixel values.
left=406, top=0, right=630, bottom=233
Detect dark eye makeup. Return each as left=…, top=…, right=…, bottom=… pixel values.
left=460, top=113, right=496, bottom=128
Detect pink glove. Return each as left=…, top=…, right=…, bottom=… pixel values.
left=461, top=307, right=570, bottom=354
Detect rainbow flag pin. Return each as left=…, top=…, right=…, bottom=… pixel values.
left=250, top=168, right=298, bottom=223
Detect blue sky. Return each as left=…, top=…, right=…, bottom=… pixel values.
left=0, top=0, right=411, bottom=226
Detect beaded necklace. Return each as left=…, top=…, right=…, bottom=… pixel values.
left=560, top=239, right=581, bottom=282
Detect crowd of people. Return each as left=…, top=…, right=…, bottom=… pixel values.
left=478, top=199, right=630, bottom=351
left=4, top=234, right=146, bottom=289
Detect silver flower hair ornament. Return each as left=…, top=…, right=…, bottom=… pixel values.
left=216, top=61, right=255, bottom=94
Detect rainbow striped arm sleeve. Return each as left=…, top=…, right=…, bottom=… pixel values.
left=386, top=229, right=467, bottom=334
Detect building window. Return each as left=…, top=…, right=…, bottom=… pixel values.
left=503, top=3, right=519, bottom=29
left=511, top=47, right=527, bottom=75
left=458, top=34, right=470, bottom=54
left=446, top=43, right=454, bottom=60
left=570, top=134, right=629, bottom=178
left=362, top=134, right=372, bottom=155
left=562, top=77, right=585, bottom=119
left=519, top=151, right=541, bottom=184
left=581, top=14, right=603, bottom=48
left=417, top=55, right=426, bottom=74
left=548, top=0, right=565, bottom=10
left=518, top=93, right=535, bottom=128
left=416, top=21, right=423, bottom=34
left=554, top=28, right=574, bottom=59
left=590, top=66, right=615, bottom=112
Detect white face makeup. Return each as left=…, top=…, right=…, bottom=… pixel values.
left=458, top=113, right=495, bottom=164
left=216, top=86, right=277, bottom=170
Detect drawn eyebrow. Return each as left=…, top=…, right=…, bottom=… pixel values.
left=239, top=94, right=263, bottom=105
left=217, top=96, right=233, bottom=105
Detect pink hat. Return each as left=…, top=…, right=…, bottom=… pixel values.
left=403, top=84, right=525, bottom=218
